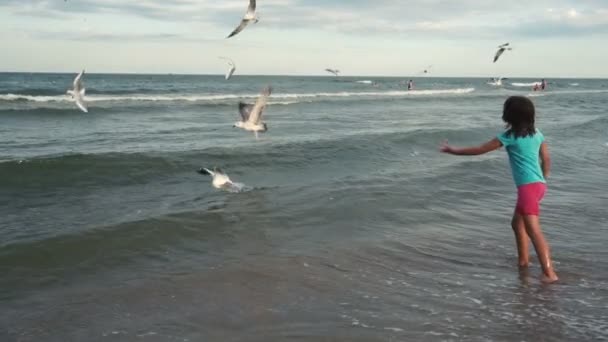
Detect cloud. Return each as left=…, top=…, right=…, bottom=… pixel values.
left=2, top=0, right=294, bottom=23
left=514, top=7, right=608, bottom=37
left=545, top=7, right=608, bottom=26
left=2, top=0, right=607, bottom=40
left=24, top=30, right=188, bottom=42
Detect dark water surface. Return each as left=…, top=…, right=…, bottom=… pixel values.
left=1, top=73, right=607, bottom=341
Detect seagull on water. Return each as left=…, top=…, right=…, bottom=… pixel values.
left=226, top=0, right=258, bottom=38
left=488, top=77, right=508, bottom=86
left=234, top=85, right=272, bottom=139
left=197, top=167, right=244, bottom=192
left=219, top=57, right=236, bottom=80
left=66, top=69, right=88, bottom=113
left=493, top=43, right=512, bottom=63
left=325, top=68, right=340, bottom=76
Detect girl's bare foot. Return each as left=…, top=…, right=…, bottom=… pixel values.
left=541, top=273, right=559, bottom=283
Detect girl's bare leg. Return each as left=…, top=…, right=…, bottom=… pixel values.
left=522, top=215, right=558, bottom=283
left=511, top=212, right=530, bottom=267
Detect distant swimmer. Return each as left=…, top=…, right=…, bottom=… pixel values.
left=407, top=80, right=414, bottom=91
left=541, top=79, right=547, bottom=90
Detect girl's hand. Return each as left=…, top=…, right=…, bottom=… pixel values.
left=440, top=140, right=453, bottom=154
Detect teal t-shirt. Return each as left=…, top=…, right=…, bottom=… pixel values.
left=497, top=129, right=546, bottom=186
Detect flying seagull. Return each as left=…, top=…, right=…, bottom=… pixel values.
left=66, top=69, right=88, bottom=113
left=226, top=0, right=258, bottom=38
left=423, top=65, right=433, bottom=74
left=197, top=167, right=244, bottom=192
left=219, top=57, right=236, bottom=80
left=325, top=68, right=340, bottom=76
left=234, top=85, right=272, bottom=139
left=493, top=43, right=512, bottom=63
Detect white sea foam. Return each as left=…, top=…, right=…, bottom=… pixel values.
left=0, top=88, right=476, bottom=105
left=384, top=327, right=404, bottom=332
left=356, top=80, right=373, bottom=84
left=466, top=297, right=483, bottom=305
left=511, top=82, right=541, bottom=87
left=0, top=93, right=246, bottom=103
left=529, top=89, right=608, bottom=96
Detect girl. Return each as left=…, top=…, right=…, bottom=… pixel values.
left=440, top=96, right=558, bottom=283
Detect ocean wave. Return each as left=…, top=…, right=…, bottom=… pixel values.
left=558, top=89, right=608, bottom=94
left=0, top=88, right=476, bottom=105
left=511, top=82, right=540, bottom=87
left=0, top=93, right=246, bottom=103
left=567, top=115, right=608, bottom=132
left=273, top=88, right=476, bottom=98
left=532, top=89, right=608, bottom=96
left=356, top=80, right=373, bottom=84
left=0, top=126, right=484, bottom=174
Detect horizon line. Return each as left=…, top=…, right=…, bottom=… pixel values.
left=0, top=71, right=605, bottom=79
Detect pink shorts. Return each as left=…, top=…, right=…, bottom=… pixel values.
left=516, top=182, right=546, bottom=216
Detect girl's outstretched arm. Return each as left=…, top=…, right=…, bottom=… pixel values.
left=440, top=138, right=502, bottom=156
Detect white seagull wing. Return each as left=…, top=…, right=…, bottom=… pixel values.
left=227, top=19, right=251, bottom=38
left=73, top=69, right=85, bottom=91
left=219, top=56, right=235, bottom=66
left=74, top=94, right=88, bottom=113
left=226, top=66, right=236, bottom=80
left=493, top=48, right=505, bottom=63
left=248, top=0, right=256, bottom=14
left=247, top=86, right=272, bottom=125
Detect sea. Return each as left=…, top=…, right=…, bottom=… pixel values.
left=1, top=73, right=607, bottom=341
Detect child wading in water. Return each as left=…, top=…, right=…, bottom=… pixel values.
left=440, top=96, right=558, bottom=283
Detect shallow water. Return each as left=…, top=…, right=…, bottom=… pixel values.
left=1, top=73, right=607, bottom=341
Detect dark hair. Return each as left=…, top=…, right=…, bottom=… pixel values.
left=502, top=96, right=536, bottom=138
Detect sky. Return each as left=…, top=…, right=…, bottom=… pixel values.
left=0, top=0, right=607, bottom=77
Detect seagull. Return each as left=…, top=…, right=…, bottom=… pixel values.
left=226, top=0, right=258, bottom=38
left=197, top=167, right=244, bottom=192
left=493, top=43, right=512, bottom=63
left=325, top=68, right=340, bottom=76
left=422, top=65, right=433, bottom=74
left=66, top=69, right=88, bottom=113
left=488, top=77, right=508, bottom=86
left=219, top=57, right=236, bottom=80
left=234, top=85, right=272, bottom=139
